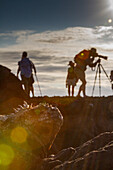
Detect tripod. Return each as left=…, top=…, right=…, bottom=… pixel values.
left=35, top=73, right=42, bottom=97
left=92, top=59, right=111, bottom=97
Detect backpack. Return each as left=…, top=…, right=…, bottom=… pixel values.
left=74, top=50, right=90, bottom=62
left=19, top=58, right=33, bottom=78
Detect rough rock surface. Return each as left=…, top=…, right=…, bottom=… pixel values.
left=0, top=65, right=28, bottom=114
left=42, top=132, right=113, bottom=170
left=48, top=96, right=113, bottom=152
left=0, top=102, right=63, bottom=169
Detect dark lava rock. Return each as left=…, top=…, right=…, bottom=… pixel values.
left=41, top=132, right=113, bottom=170
left=0, top=65, right=28, bottom=114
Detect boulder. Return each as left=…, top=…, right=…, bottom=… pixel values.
left=0, top=65, right=28, bottom=114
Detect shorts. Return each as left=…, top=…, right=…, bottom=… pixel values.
left=29, top=74, right=34, bottom=86
left=66, top=78, right=76, bottom=86
left=21, top=74, right=34, bottom=87
left=74, top=69, right=86, bottom=84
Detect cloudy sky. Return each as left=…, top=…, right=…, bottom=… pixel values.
left=0, top=0, right=113, bottom=97
left=0, top=0, right=113, bottom=32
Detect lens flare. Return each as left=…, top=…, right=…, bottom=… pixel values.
left=11, top=127, right=28, bottom=144
left=0, top=144, right=14, bottom=166
left=108, top=19, right=112, bottom=23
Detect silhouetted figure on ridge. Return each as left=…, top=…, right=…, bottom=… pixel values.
left=17, top=51, right=36, bottom=97
left=66, top=61, right=76, bottom=96
left=74, top=48, right=100, bottom=97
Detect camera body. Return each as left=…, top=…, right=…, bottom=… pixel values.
left=97, top=55, right=108, bottom=60
left=89, top=54, right=108, bottom=62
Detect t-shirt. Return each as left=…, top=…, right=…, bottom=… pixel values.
left=67, top=66, right=76, bottom=79
left=18, top=58, right=34, bottom=78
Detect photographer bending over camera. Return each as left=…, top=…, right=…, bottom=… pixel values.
left=74, top=48, right=100, bottom=97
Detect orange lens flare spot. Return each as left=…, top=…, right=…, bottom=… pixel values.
left=0, top=144, right=14, bottom=166
left=11, top=127, right=28, bottom=144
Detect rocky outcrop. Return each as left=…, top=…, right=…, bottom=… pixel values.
left=41, top=132, right=113, bottom=170
left=0, top=65, right=28, bottom=114
left=47, top=96, right=113, bottom=152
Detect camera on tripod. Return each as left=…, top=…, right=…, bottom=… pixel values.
left=95, top=55, right=108, bottom=61
left=92, top=54, right=112, bottom=97
left=89, top=55, right=108, bottom=66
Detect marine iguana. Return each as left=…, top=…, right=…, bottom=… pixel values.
left=0, top=102, right=63, bottom=169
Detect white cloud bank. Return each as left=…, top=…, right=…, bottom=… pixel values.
left=0, top=26, right=113, bottom=96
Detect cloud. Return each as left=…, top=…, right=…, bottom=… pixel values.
left=0, top=26, right=113, bottom=57
left=38, top=36, right=72, bottom=43
left=38, top=65, right=66, bottom=72
left=0, top=30, right=35, bottom=38
left=93, top=26, right=113, bottom=41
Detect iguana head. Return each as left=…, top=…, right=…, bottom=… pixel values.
left=0, top=102, right=63, bottom=169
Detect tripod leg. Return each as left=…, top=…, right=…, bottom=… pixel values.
left=92, top=64, right=99, bottom=96
left=99, top=65, right=101, bottom=97
left=100, top=64, right=112, bottom=83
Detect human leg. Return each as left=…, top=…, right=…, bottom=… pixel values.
left=79, top=73, right=86, bottom=97
left=72, top=86, right=75, bottom=96
left=76, top=71, right=86, bottom=97
left=21, top=75, right=29, bottom=95
left=29, top=74, right=35, bottom=97
left=30, top=85, right=34, bottom=97
left=77, top=82, right=86, bottom=97
left=68, top=85, right=70, bottom=96
left=25, top=79, right=30, bottom=96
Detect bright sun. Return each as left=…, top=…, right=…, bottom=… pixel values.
left=108, top=19, right=112, bottom=23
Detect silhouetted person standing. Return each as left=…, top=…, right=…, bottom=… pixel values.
left=17, top=51, right=36, bottom=97
left=66, top=61, right=76, bottom=96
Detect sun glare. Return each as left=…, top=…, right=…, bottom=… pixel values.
left=108, top=19, right=112, bottom=23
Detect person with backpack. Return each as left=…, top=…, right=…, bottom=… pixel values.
left=74, top=48, right=100, bottom=97
left=17, top=51, right=36, bottom=97
left=66, top=61, right=77, bottom=96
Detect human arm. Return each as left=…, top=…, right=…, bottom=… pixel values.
left=33, top=64, right=36, bottom=74
left=66, top=68, right=69, bottom=88
left=30, top=60, right=36, bottom=74
left=87, top=58, right=100, bottom=68
left=17, top=66, right=20, bottom=78
left=66, top=78, right=68, bottom=88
